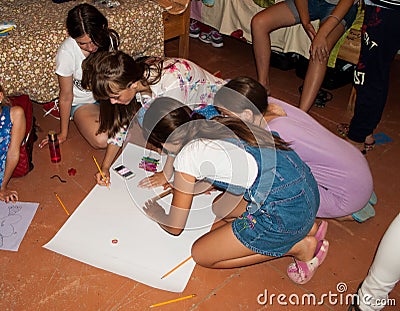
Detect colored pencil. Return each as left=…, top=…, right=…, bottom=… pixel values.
left=92, top=155, right=109, bottom=189
left=151, top=188, right=173, bottom=202
left=161, top=255, right=193, bottom=279
left=150, top=294, right=196, bottom=308
left=54, top=192, right=70, bottom=216
left=0, top=27, right=14, bottom=34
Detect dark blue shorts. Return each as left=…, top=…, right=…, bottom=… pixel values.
left=285, top=0, right=358, bottom=30
left=70, top=101, right=99, bottom=119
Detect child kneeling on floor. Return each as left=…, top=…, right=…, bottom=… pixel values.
left=141, top=96, right=329, bottom=284
left=214, top=76, right=376, bottom=223
left=81, top=50, right=224, bottom=188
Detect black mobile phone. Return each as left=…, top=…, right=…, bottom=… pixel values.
left=113, top=164, right=136, bottom=180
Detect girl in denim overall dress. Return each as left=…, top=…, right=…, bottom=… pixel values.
left=142, top=97, right=329, bottom=284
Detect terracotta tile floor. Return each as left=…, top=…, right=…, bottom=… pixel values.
left=2, top=36, right=399, bottom=310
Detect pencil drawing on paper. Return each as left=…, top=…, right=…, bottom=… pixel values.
left=0, top=201, right=39, bottom=251
left=0, top=204, right=23, bottom=247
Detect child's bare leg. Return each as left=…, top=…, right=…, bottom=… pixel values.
left=192, top=221, right=318, bottom=268
left=299, top=23, right=345, bottom=112
left=251, top=3, right=296, bottom=93
left=212, top=192, right=247, bottom=222
left=299, top=61, right=328, bottom=112
left=73, top=104, right=108, bottom=149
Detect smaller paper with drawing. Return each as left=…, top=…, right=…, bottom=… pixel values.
left=0, top=201, right=39, bottom=251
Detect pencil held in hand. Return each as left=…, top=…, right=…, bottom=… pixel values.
left=92, top=155, right=109, bottom=188
left=151, top=188, right=173, bottom=202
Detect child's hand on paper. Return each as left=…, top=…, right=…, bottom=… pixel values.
left=95, top=170, right=110, bottom=187
left=138, top=171, right=168, bottom=189
left=0, top=188, right=18, bottom=203
left=143, top=199, right=167, bottom=223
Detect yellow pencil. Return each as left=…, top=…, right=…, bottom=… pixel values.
left=92, top=155, right=109, bottom=189
left=54, top=192, right=70, bottom=216
left=150, top=294, right=196, bottom=308
left=150, top=188, right=173, bottom=202
left=0, top=27, right=14, bottom=34
left=161, top=255, right=193, bottom=279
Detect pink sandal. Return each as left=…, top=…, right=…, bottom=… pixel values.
left=287, top=239, right=329, bottom=284
left=314, top=220, right=328, bottom=243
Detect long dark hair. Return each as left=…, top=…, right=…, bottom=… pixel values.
left=81, top=51, right=164, bottom=137
left=142, top=97, right=290, bottom=151
left=66, top=3, right=119, bottom=52
left=214, top=76, right=268, bottom=115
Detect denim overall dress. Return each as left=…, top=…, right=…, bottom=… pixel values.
left=209, top=140, right=319, bottom=257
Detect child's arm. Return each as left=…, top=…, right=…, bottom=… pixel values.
left=95, top=143, right=121, bottom=186
left=311, top=0, right=355, bottom=62
left=57, top=75, right=74, bottom=143
left=193, top=180, right=214, bottom=195
left=39, top=75, right=73, bottom=148
left=0, top=106, right=26, bottom=203
left=138, top=155, right=175, bottom=188
left=143, top=171, right=195, bottom=236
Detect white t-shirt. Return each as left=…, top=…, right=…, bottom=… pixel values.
left=55, top=37, right=95, bottom=106
left=173, top=139, right=258, bottom=189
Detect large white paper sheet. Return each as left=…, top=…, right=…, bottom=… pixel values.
left=43, top=143, right=219, bottom=292
left=0, top=201, right=39, bottom=251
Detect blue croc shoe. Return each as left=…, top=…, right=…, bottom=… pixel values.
left=352, top=202, right=376, bottom=223
left=369, top=191, right=377, bottom=206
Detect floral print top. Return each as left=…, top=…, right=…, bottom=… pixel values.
left=0, top=106, right=12, bottom=186
left=149, top=58, right=224, bottom=109
left=108, top=58, right=225, bottom=147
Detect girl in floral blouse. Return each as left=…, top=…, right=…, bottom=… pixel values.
left=81, top=50, right=225, bottom=186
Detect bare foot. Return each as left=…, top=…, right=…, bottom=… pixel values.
left=290, top=235, right=318, bottom=262
left=308, top=222, right=318, bottom=236
left=335, top=215, right=355, bottom=222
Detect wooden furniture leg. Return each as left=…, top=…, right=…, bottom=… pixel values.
left=163, top=4, right=190, bottom=58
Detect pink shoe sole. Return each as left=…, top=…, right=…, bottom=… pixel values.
left=287, top=239, right=329, bottom=284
